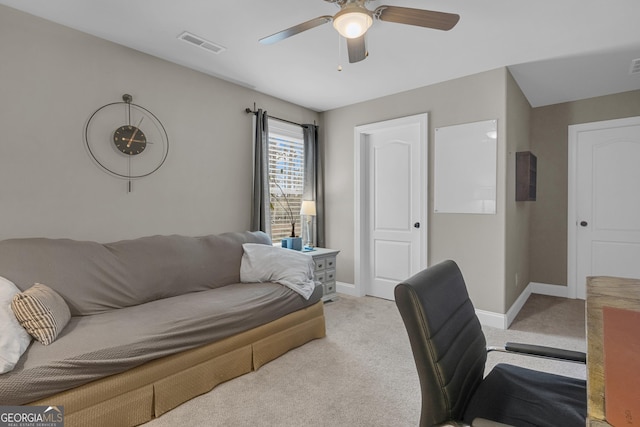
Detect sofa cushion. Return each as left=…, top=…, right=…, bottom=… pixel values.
left=0, top=231, right=272, bottom=316
left=12, top=283, right=71, bottom=345
left=0, top=276, right=32, bottom=373
left=0, top=281, right=322, bottom=405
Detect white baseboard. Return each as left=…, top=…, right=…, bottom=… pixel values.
left=337, top=281, right=571, bottom=331
left=477, top=286, right=533, bottom=330
left=336, top=281, right=358, bottom=297
left=505, top=286, right=533, bottom=328
left=477, top=282, right=570, bottom=330
left=529, top=282, right=569, bottom=298
left=476, top=309, right=509, bottom=329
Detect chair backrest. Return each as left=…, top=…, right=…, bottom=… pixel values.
left=394, top=260, right=487, bottom=426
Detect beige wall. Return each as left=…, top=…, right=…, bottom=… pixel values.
left=0, top=6, right=320, bottom=242
left=530, top=90, right=640, bottom=286
left=322, top=68, right=510, bottom=313
left=504, top=71, right=533, bottom=310
left=9, top=4, right=637, bottom=314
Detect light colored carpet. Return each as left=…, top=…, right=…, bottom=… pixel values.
left=142, top=293, right=586, bottom=427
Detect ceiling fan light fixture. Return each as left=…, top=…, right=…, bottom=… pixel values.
left=333, top=7, right=373, bottom=39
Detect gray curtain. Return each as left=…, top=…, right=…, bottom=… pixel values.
left=302, top=124, right=325, bottom=247
left=250, top=109, right=271, bottom=235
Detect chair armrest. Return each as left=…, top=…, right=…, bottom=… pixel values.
left=487, top=342, right=586, bottom=364
left=433, top=422, right=470, bottom=427
left=472, top=418, right=514, bottom=427
left=505, top=342, right=586, bottom=363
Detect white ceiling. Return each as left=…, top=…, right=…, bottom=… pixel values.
left=2, top=0, right=640, bottom=112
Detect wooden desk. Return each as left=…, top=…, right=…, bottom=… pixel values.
left=586, top=276, right=640, bottom=427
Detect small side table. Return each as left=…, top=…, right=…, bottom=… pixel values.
left=304, top=248, right=340, bottom=302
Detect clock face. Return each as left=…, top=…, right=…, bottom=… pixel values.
left=113, top=125, right=147, bottom=155
left=85, top=98, right=168, bottom=180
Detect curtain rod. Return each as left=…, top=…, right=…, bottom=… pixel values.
left=245, top=104, right=316, bottom=127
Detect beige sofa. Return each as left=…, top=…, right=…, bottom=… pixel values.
left=0, top=231, right=326, bottom=426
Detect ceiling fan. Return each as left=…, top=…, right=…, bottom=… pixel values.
left=259, top=0, right=460, bottom=64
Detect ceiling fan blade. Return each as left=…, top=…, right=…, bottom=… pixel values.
left=259, top=16, right=332, bottom=44
left=374, top=6, right=459, bottom=31
left=347, top=35, right=367, bottom=63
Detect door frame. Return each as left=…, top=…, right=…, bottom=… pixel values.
left=354, top=113, right=428, bottom=297
left=567, top=115, right=640, bottom=299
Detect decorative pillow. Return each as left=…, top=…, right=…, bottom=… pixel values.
left=240, top=243, right=316, bottom=300
left=0, top=276, right=32, bottom=373
left=11, top=283, right=71, bottom=345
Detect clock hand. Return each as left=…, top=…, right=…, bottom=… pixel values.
left=127, top=117, right=144, bottom=148
left=120, top=138, right=147, bottom=143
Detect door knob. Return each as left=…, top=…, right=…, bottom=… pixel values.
left=580, top=221, right=588, bottom=227
left=414, top=222, right=420, bottom=228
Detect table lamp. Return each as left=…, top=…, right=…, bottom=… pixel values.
left=300, top=200, right=317, bottom=249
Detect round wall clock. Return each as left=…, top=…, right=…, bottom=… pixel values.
left=84, top=94, right=169, bottom=191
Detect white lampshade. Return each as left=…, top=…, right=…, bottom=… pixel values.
left=300, top=200, right=317, bottom=216
left=333, top=7, right=373, bottom=39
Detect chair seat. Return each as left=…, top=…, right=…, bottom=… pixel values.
left=463, top=363, right=587, bottom=427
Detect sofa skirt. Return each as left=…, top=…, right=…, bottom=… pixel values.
left=27, top=300, right=326, bottom=427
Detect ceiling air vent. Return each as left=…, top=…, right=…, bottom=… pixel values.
left=178, top=31, right=226, bottom=54
left=630, top=58, right=640, bottom=75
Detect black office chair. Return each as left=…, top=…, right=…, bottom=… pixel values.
left=394, top=260, right=587, bottom=427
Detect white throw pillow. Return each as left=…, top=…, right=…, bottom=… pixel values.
left=0, top=276, right=32, bottom=374
left=240, top=244, right=316, bottom=300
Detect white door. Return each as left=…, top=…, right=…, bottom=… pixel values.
left=569, top=116, right=640, bottom=299
left=355, top=114, right=427, bottom=300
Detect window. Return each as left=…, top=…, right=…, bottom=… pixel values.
left=268, top=119, right=304, bottom=243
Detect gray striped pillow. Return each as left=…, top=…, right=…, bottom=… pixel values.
left=11, top=283, right=71, bottom=345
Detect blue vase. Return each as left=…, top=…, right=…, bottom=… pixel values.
left=281, top=237, right=303, bottom=250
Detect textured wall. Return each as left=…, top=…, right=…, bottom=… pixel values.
left=0, top=5, right=319, bottom=243
left=530, top=90, right=640, bottom=286
left=322, top=68, right=509, bottom=313
left=504, top=71, right=532, bottom=311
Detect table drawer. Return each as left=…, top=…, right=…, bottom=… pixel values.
left=325, top=256, right=336, bottom=270
left=325, top=268, right=336, bottom=282
left=324, top=281, right=336, bottom=295
left=314, top=270, right=326, bottom=283
left=308, top=248, right=340, bottom=302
